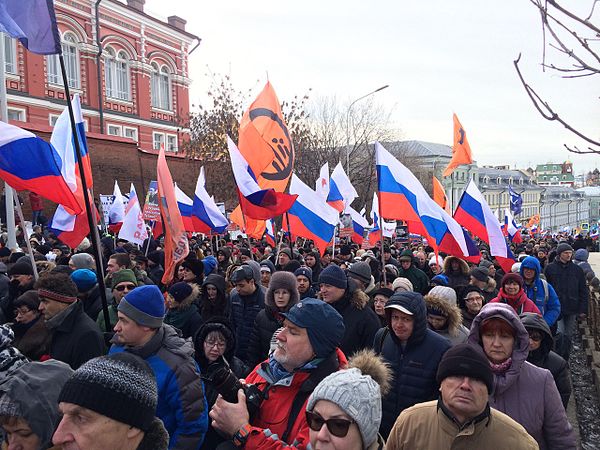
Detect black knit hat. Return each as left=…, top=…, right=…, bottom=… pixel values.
left=8, top=261, right=33, bottom=276
left=436, top=343, right=494, bottom=393
left=58, top=353, right=157, bottom=431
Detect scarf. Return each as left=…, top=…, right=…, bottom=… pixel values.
left=164, top=305, right=196, bottom=330
left=497, top=288, right=527, bottom=312
left=489, top=357, right=512, bottom=374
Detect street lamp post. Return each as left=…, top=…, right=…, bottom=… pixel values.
left=345, top=85, right=389, bottom=174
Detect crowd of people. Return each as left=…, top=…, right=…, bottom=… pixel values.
left=0, top=224, right=597, bottom=449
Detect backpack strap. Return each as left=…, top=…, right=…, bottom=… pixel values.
left=541, top=279, right=549, bottom=302
left=374, top=327, right=389, bottom=355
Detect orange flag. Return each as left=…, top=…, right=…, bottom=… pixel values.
left=230, top=208, right=265, bottom=239
left=432, top=176, right=450, bottom=213
left=238, top=81, right=294, bottom=193
left=443, top=113, right=473, bottom=177
left=157, top=147, right=189, bottom=284
left=527, top=214, right=540, bottom=228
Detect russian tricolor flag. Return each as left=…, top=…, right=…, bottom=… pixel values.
left=502, top=208, right=523, bottom=244
left=0, top=121, right=82, bottom=215
left=118, top=184, right=147, bottom=246
left=454, top=180, right=515, bottom=273
left=174, top=184, right=195, bottom=233
left=327, top=162, right=357, bottom=213
left=264, top=219, right=276, bottom=247
left=376, top=142, right=479, bottom=261
left=192, top=167, right=229, bottom=234
left=345, top=206, right=369, bottom=245
left=285, top=174, right=339, bottom=256
left=227, top=136, right=297, bottom=220
left=107, top=181, right=125, bottom=233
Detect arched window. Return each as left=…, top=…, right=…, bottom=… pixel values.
left=47, top=33, right=79, bottom=88
left=105, top=48, right=130, bottom=100
left=151, top=62, right=170, bottom=110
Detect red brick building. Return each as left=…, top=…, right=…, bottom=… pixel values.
left=3, top=0, right=202, bottom=212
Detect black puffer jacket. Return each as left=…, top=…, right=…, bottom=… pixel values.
left=323, top=278, right=381, bottom=358
left=230, top=283, right=265, bottom=362
left=199, top=274, right=230, bottom=321
left=374, top=291, right=451, bottom=438
left=442, top=256, right=470, bottom=290
left=246, top=272, right=299, bottom=368
left=544, top=256, right=588, bottom=315
left=521, top=312, right=571, bottom=408
left=193, top=318, right=249, bottom=450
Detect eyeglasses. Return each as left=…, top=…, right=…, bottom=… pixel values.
left=528, top=332, right=543, bottom=342
left=465, top=296, right=483, bottom=303
left=305, top=411, right=355, bottom=438
left=204, top=340, right=226, bottom=349
left=114, top=284, right=136, bottom=292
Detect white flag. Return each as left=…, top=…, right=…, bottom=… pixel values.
left=119, top=184, right=147, bottom=245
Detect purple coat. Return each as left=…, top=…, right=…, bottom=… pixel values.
left=468, top=303, right=576, bottom=450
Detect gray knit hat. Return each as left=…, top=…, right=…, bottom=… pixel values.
left=392, top=277, right=413, bottom=292
left=347, top=261, right=372, bottom=285
left=306, top=350, right=390, bottom=447
left=69, top=253, right=95, bottom=270
left=58, top=352, right=157, bottom=431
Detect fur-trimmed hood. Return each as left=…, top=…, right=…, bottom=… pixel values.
left=483, top=276, right=497, bottom=293
left=442, top=256, right=470, bottom=276
left=137, top=417, right=169, bottom=450
left=317, top=278, right=370, bottom=310
left=265, top=271, right=299, bottom=313
left=424, top=293, right=464, bottom=337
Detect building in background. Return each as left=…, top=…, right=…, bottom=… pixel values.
left=577, top=186, right=600, bottom=227
left=535, top=162, right=575, bottom=187
left=540, top=186, right=589, bottom=232
left=3, top=0, right=200, bottom=154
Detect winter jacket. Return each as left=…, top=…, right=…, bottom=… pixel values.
left=136, top=418, right=169, bottom=450
left=45, top=301, right=104, bottom=369
left=0, top=278, right=35, bottom=323
left=230, top=284, right=265, bottom=362
left=424, top=293, right=469, bottom=346
left=480, top=277, right=499, bottom=303
left=387, top=399, right=538, bottom=449
left=520, top=256, right=561, bottom=326
left=374, top=291, right=451, bottom=438
left=324, top=280, right=381, bottom=357
left=110, top=325, right=208, bottom=450
left=194, top=319, right=250, bottom=449
left=521, top=313, right=571, bottom=409
left=397, top=250, right=429, bottom=294
left=0, top=263, right=9, bottom=300
left=79, top=284, right=108, bottom=322
left=574, top=249, right=594, bottom=277
left=148, top=264, right=165, bottom=287
left=544, top=256, right=588, bottom=316
left=11, top=316, right=51, bottom=361
left=442, top=256, right=470, bottom=290
left=199, top=274, right=231, bottom=321
left=242, top=348, right=347, bottom=450
left=164, top=284, right=203, bottom=339
left=467, top=303, right=576, bottom=450
left=96, top=304, right=118, bottom=332
left=490, top=288, right=542, bottom=316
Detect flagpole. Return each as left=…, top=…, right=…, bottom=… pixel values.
left=12, top=188, right=39, bottom=280
left=58, top=55, right=111, bottom=330
left=0, top=33, right=18, bottom=251
left=376, top=190, right=386, bottom=286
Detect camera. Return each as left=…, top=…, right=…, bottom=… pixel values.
left=204, top=362, right=264, bottom=418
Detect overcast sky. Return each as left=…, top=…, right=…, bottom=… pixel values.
left=147, top=0, right=599, bottom=174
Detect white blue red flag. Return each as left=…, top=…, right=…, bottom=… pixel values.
left=192, top=167, right=229, bottom=234
left=108, top=181, right=125, bottom=232
left=174, top=183, right=195, bottom=233
left=502, top=208, right=523, bottom=244
left=327, top=162, right=357, bottom=213
left=119, top=184, right=147, bottom=246
left=315, top=162, right=330, bottom=201
left=345, top=205, right=369, bottom=245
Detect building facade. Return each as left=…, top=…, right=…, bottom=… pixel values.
left=577, top=186, right=600, bottom=226
left=540, top=186, right=589, bottom=232
left=3, top=0, right=199, bottom=154
left=535, top=162, right=575, bottom=187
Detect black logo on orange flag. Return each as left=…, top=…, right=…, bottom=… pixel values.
left=458, top=127, right=465, bottom=145
left=248, top=107, right=294, bottom=181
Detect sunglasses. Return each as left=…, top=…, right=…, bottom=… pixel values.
left=115, top=284, right=136, bottom=292
left=305, top=411, right=354, bottom=438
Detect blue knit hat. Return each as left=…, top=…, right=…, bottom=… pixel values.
left=118, top=285, right=165, bottom=328
left=71, top=269, right=97, bottom=292
left=168, top=282, right=193, bottom=303
left=318, top=265, right=347, bottom=290
left=281, top=298, right=345, bottom=358
left=294, top=266, right=313, bottom=281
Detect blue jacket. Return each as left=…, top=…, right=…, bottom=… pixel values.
left=374, top=291, right=451, bottom=438
left=110, top=325, right=208, bottom=450
left=520, top=256, right=561, bottom=327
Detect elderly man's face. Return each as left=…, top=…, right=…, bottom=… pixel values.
left=273, top=319, right=314, bottom=372
left=440, top=376, right=488, bottom=424
left=53, top=403, right=143, bottom=450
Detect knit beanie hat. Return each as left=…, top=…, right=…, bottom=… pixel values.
left=347, top=261, right=372, bottom=285
left=479, top=259, right=494, bottom=269
left=428, top=286, right=457, bottom=306
left=203, top=256, right=218, bottom=276
left=281, top=298, right=345, bottom=358
left=71, top=269, right=97, bottom=292
left=319, top=265, right=348, bottom=290
left=260, top=260, right=276, bottom=274
left=168, top=282, right=193, bottom=303
left=8, top=260, right=33, bottom=276
left=69, top=253, right=95, bottom=270
left=430, top=274, right=449, bottom=287
left=294, top=266, right=313, bottom=281
left=118, top=285, right=165, bottom=328
left=392, top=277, right=413, bottom=292
left=436, top=343, right=494, bottom=393
left=501, top=273, right=524, bottom=290
left=556, top=242, right=573, bottom=255
left=469, top=267, right=489, bottom=283
left=111, top=269, right=138, bottom=289
left=307, top=350, right=391, bottom=448
left=58, top=353, right=158, bottom=431
left=429, top=255, right=444, bottom=267
left=279, top=247, right=293, bottom=259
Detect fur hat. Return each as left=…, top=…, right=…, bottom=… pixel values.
left=266, top=271, right=299, bottom=311
left=181, top=259, right=204, bottom=279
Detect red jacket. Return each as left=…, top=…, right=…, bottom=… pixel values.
left=29, top=192, right=43, bottom=211
left=490, top=289, right=542, bottom=316
left=243, top=348, right=347, bottom=450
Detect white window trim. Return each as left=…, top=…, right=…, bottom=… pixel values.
left=7, top=107, right=26, bottom=122
left=166, top=133, right=178, bottom=152
left=49, top=113, right=89, bottom=132
left=3, top=35, right=17, bottom=75
left=47, top=32, right=81, bottom=89
left=107, top=123, right=123, bottom=136
left=153, top=131, right=165, bottom=151
left=151, top=62, right=172, bottom=111
left=123, top=126, right=138, bottom=141
left=104, top=47, right=131, bottom=101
